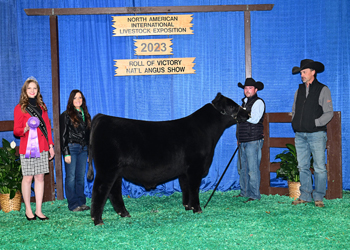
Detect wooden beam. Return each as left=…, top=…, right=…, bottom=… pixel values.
left=269, top=138, right=295, bottom=148
left=50, top=15, right=63, bottom=200
left=325, top=112, right=342, bottom=199
left=0, top=120, right=14, bottom=132
left=270, top=187, right=289, bottom=196
left=244, top=11, right=252, bottom=78
left=43, top=161, right=56, bottom=201
left=267, top=112, right=293, bottom=123
left=25, top=5, right=274, bottom=16
left=260, top=111, right=270, bottom=195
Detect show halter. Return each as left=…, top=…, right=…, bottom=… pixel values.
left=210, top=102, right=243, bottom=123
left=25, top=117, right=41, bottom=158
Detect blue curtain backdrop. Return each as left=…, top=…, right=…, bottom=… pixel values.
left=1, top=0, right=349, bottom=198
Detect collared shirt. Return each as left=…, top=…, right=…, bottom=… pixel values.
left=292, top=83, right=333, bottom=127
left=243, top=98, right=265, bottom=124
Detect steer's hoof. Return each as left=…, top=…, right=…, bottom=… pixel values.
left=94, top=220, right=104, bottom=226
left=118, top=211, right=131, bottom=218
left=184, top=205, right=192, bottom=211
left=193, top=207, right=203, bottom=213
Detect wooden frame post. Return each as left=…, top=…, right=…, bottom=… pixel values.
left=244, top=11, right=252, bottom=78
left=49, top=15, right=63, bottom=200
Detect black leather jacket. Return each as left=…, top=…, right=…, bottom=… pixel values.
left=59, top=110, right=90, bottom=156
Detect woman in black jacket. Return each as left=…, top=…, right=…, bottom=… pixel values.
left=60, top=90, right=91, bottom=212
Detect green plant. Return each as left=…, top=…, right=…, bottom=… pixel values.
left=274, top=143, right=313, bottom=183
left=0, top=139, right=22, bottom=199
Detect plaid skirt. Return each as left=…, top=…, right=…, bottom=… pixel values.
left=20, top=151, right=49, bottom=176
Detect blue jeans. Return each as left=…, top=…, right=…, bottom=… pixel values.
left=295, top=131, right=327, bottom=202
left=237, top=139, right=263, bottom=200
left=64, top=143, right=88, bottom=211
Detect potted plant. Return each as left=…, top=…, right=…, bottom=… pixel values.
left=0, top=139, right=22, bottom=213
left=273, top=143, right=313, bottom=199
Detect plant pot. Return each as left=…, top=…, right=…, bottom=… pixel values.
left=288, top=181, right=301, bottom=200
left=0, top=191, right=22, bottom=213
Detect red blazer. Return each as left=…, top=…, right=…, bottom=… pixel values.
left=13, top=104, right=54, bottom=155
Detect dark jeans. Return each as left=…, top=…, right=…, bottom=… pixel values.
left=64, top=143, right=88, bottom=211
left=237, top=139, right=264, bottom=200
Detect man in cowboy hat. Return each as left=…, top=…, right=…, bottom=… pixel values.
left=291, top=59, right=333, bottom=207
left=234, top=78, right=265, bottom=203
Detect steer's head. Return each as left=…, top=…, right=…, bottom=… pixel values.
left=211, top=93, right=250, bottom=123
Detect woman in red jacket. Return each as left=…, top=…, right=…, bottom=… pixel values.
left=13, top=77, right=55, bottom=221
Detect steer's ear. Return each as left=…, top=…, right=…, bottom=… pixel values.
left=213, top=92, right=222, bottom=103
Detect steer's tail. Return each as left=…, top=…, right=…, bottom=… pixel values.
left=87, top=113, right=102, bottom=181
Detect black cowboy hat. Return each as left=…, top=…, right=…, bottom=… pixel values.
left=238, top=78, right=264, bottom=91
left=292, top=59, right=324, bottom=74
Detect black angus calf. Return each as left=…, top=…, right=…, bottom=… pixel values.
left=87, top=93, right=249, bottom=225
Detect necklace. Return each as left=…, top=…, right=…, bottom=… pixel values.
left=28, top=102, right=37, bottom=107
left=28, top=97, right=38, bottom=108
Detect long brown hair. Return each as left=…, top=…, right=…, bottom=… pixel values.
left=19, top=78, right=47, bottom=113
left=66, top=90, right=91, bottom=128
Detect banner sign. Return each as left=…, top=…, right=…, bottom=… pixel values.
left=112, top=15, right=193, bottom=36
left=114, top=58, right=196, bottom=76
left=134, top=39, right=173, bottom=55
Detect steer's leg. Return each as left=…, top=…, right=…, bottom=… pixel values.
left=178, top=174, right=190, bottom=210
left=91, top=169, right=121, bottom=225
left=187, top=168, right=204, bottom=213
left=109, top=176, right=130, bottom=217
left=91, top=173, right=116, bottom=226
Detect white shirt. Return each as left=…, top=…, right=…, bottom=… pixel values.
left=243, top=98, right=265, bottom=124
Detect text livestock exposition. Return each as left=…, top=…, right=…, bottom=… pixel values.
left=112, top=15, right=193, bottom=36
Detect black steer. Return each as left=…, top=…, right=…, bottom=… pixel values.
left=87, top=93, right=249, bottom=225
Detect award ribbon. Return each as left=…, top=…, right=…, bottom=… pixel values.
left=25, top=117, right=41, bottom=158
